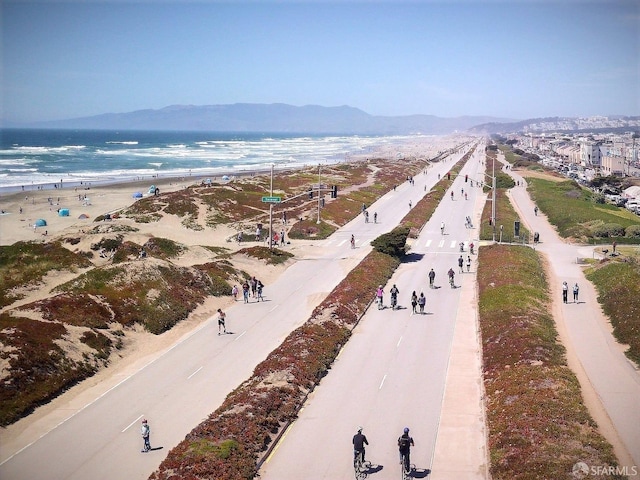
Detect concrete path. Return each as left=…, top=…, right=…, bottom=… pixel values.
left=501, top=155, right=640, bottom=469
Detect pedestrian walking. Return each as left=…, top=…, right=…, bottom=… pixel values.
left=141, top=419, right=151, bottom=453
left=573, top=283, right=579, bottom=303
left=428, top=268, right=436, bottom=288
left=417, top=292, right=426, bottom=314
left=466, top=256, right=471, bottom=272
left=231, top=284, right=238, bottom=301
left=251, top=276, right=258, bottom=298
left=373, top=212, right=377, bottom=224
left=280, top=230, right=285, bottom=245
left=612, top=240, right=617, bottom=254
left=458, top=255, right=464, bottom=273
left=411, top=291, right=418, bottom=314
left=350, top=234, right=355, bottom=249
left=217, top=308, right=227, bottom=335
left=257, top=280, right=264, bottom=301
left=562, top=281, right=568, bottom=304
left=242, top=281, right=250, bottom=303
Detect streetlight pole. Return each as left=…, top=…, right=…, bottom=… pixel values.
left=317, top=164, right=321, bottom=224
left=269, top=164, right=274, bottom=250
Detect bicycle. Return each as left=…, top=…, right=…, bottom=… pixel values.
left=400, top=452, right=412, bottom=479
left=354, top=450, right=371, bottom=480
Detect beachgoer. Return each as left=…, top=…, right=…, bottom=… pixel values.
left=466, top=256, right=471, bottom=272
left=231, top=284, right=238, bottom=301
left=562, top=281, right=568, bottom=304
left=242, top=281, right=250, bottom=303
left=417, top=292, right=426, bottom=314
left=351, top=234, right=355, bottom=249
left=141, top=419, right=151, bottom=453
left=257, top=280, right=264, bottom=301
left=411, top=291, right=418, bottom=314
left=458, top=255, right=464, bottom=273
left=217, top=308, right=226, bottom=335
left=376, top=285, right=384, bottom=309
left=573, top=283, right=579, bottom=303
left=428, top=268, right=435, bottom=288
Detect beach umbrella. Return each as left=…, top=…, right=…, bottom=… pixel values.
left=148, top=185, right=156, bottom=194
left=58, top=208, right=70, bottom=217
left=133, top=192, right=143, bottom=198
left=35, top=219, right=47, bottom=227
left=222, top=175, right=230, bottom=181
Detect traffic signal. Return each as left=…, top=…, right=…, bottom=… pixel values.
left=331, top=185, right=338, bottom=198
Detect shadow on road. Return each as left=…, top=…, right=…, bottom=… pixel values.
left=402, top=253, right=424, bottom=263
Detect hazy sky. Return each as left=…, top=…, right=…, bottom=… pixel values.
left=2, top=0, right=639, bottom=124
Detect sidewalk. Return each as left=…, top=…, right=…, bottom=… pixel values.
left=501, top=155, right=640, bottom=468
left=430, top=150, right=490, bottom=480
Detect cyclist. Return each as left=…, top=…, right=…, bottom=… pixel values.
left=469, top=242, right=475, bottom=254
left=353, top=426, right=369, bottom=467
left=448, top=268, right=455, bottom=288
left=376, top=285, right=384, bottom=309
left=428, top=268, right=436, bottom=288
left=390, top=284, right=399, bottom=310
left=397, top=427, right=415, bottom=474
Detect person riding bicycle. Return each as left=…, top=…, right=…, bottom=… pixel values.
left=390, top=284, right=399, bottom=310
left=448, top=268, right=455, bottom=287
left=469, top=242, right=475, bottom=254
left=376, top=285, right=384, bottom=309
left=397, top=427, right=414, bottom=473
left=353, top=426, right=369, bottom=466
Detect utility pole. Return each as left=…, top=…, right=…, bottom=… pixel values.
left=317, top=164, right=321, bottom=224
left=269, top=164, right=274, bottom=250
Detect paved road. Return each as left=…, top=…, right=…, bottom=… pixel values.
left=259, top=147, right=488, bottom=479
left=502, top=157, right=640, bottom=468
left=0, top=142, right=474, bottom=480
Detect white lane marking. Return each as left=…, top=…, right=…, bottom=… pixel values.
left=188, top=366, right=203, bottom=379
left=269, top=304, right=280, bottom=312
left=122, top=414, right=144, bottom=433
left=449, top=240, right=457, bottom=249
left=233, top=331, right=247, bottom=342
left=397, top=336, right=403, bottom=348
left=438, top=239, right=445, bottom=248
left=425, top=239, right=432, bottom=248
left=379, top=374, right=387, bottom=390
left=337, top=239, right=347, bottom=247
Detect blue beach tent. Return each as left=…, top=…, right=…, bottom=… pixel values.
left=35, top=219, right=47, bottom=227
left=133, top=192, right=143, bottom=198
left=58, top=208, right=70, bottom=217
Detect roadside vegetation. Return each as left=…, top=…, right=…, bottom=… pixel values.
left=527, top=177, right=640, bottom=243
left=478, top=244, right=623, bottom=479
left=584, top=255, right=640, bottom=366
left=479, top=148, right=530, bottom=242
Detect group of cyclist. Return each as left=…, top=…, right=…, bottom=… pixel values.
left=353, top=426, right=415, bottom=476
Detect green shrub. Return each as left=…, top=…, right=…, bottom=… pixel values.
left=591, top=223, right=625, bottom=238
left=626, top=225, right=640, bottom=238
left=371, top=226, right=410, bottom=258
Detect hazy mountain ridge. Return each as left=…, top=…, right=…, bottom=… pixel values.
left=24, top=103, right=513, bottom=135
left=469, top=116, right=640, bottom=135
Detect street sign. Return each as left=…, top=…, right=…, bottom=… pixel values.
left=261, top=196, right=282, bottom=203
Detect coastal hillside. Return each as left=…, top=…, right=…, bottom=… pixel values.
left=28, top=103, right=511, bottom=135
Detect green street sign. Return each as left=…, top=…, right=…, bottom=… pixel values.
left=261, top=196, right=282, bottom=203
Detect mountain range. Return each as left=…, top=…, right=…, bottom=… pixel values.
left=26, top=103, right=513, bottom=135
left=19, top=104, right=639, bottom=135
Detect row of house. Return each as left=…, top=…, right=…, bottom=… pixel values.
left=518, top=132, right=639, bottom=176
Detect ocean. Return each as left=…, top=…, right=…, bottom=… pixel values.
left=0, top=129, right=409, bottom=192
